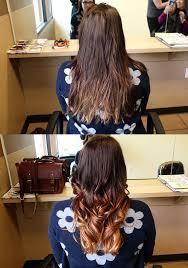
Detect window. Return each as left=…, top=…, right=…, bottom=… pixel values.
left=34, top=135, right=48, bottom=158
left=33, top=0, right=53, bottom=33
left=57, top=135, right=83, bottom=157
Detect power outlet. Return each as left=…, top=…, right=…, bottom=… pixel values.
left=185, top=68, right=188, bottom=78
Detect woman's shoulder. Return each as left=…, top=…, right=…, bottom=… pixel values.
left=128, top=62, right=149, bottom=88
left=57, top=61, right=73, bottom=87
left=128, top=61, right=147, bottom=75
left=52, top=199, right=73, bottom=216
left=129, top=199, right=152, bottom=215
left=58, top=61, right=73, bottom=75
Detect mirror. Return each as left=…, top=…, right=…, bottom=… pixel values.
left=6, top=0, right=188, bottom=44
left=5, top=0, right=151, bottom=44
left=2, top=135, right=39, bottom=186
left=1, top=134, right=84, bottom=187
left=3, top=135, right=188, bottom=187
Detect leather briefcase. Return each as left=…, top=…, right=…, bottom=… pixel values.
left=16, top=156, right=68, bottom=215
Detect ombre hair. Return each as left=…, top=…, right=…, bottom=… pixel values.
left=69, top=3, right=146, bottom=124
left=71, top=136, right=130, bottom=255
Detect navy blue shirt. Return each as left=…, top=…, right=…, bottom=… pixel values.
left=56, top=61, right=150, bottom=134
left=48, top=199, right=156, bottom=268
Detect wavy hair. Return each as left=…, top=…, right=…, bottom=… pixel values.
left=69, top=3, right=146, bottom=124
left=71, top=136, right=130, bottom=255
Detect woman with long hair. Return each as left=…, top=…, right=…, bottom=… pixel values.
left=49, top=136, right=156, bottom=268
left=57, top=3, right=150, bottom=134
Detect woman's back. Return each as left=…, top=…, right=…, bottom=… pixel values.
left=56, top=4, right=150, bottom=134
left=56, top=60, right=150, bottom=134
left=49, top=199, right=155, bottom=268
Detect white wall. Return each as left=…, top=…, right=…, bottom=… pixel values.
left=114, top=135, right=176, bottom=179
left=11, top=4, right=37, bottom=41
left=95, top=0, right=150, bottom=38
left=173, top=135, right=188, bottom=175
left=52, top=0, right=72, bottom=38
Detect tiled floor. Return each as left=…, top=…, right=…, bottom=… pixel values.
left=142, top=113, right=188, bottom=134
left=147, top=262, right=188, bottom=267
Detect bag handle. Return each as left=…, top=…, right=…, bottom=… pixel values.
left=16, top=162, right=38, bottom=217
left=20, top=193, right=38, bottom=219
left=41, top=156, right=58, bottom=160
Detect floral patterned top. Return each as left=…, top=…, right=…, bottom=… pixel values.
left=56, top=61, right=150, bottom=134
left=48, top=199, right=156, bottom=268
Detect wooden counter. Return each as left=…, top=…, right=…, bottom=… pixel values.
left=7, top=37, right=188, bottom=59
left=2, top=179, right=188, bottom=259
left=7, top=36, right=188, bottom=119
left=2, top=179, right=188, bottom=204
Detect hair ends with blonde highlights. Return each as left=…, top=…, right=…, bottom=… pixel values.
left=69, top=4, right=146, bottom=124
left=71, top=136, right=130, bottom=255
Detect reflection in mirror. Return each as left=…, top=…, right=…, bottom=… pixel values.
left=6, top=0, right=152, bottom=43
left=151, top=0, right=188, bottom=35
left=6, top=0, right=55, bottom=42
left=2, top=135, right=47, bottom=186
left=6, top=0, right=188, bottom=43
left=3, top=135, right=188, bottom=188
left=173, top=135, right=188, bottom=175
left=114, top=135, right=176, bottom=179
left=1, top=135, right=84, bottom=188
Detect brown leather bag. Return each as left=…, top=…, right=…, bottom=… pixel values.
left=16, top=156, right=68, bottom=215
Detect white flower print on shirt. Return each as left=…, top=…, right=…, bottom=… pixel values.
left=134, top=243, right=144, bottom=255
left=135, top=98, right=142, bottom=112
left=64, top=97, right=69, bottom=105
left=58, top=264, right=62, bottom=268
left=60, top=242, right=69, bottom=256
left=74, top=122, right=84, bottom=134
left=116, top=123, right=136, bottom=134
left=56, top=207, right=76, bottom=233
left=86, top=252, right=116, bottom=265
left=123, top=208, right=144, bottom=234
left=81, top=124, right=96, bottom=134
left=129, top=68, right=141, bottom=86
left=64, top=68, right=72, bottom=84
left=74, top=122, right=97, bottom=135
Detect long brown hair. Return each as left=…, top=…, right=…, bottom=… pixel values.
left=69, top=3, right=146, bottom=124
left=71, top=136, right=130, bottom=255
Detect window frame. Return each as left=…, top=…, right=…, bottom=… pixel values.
left=33, top=0, right=53, bottom=34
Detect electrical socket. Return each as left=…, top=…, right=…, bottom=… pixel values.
left=185, top=68, right=188, bottom=79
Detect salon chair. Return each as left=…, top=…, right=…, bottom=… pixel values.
left=147, top=106, right=188, bottom=117
left=21, top=110, right=165, bottom=134
left=21, top=112, right=66, bottom=134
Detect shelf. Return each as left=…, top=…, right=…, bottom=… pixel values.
left=7, top=38, right=188, bottom=59
left=2, top=179, right=188, bottom=204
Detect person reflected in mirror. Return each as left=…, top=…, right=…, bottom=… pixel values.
left=158, top=0, right=188, bottom=34
left=49, top=136, right=156, bottom=268
left=56, top=4, right=151, bottom=135
left=147, top=0, right=169, bottom=36
left=70, top=0, right=95, bottom=39
left=70, top=0, right=79, bottom=16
